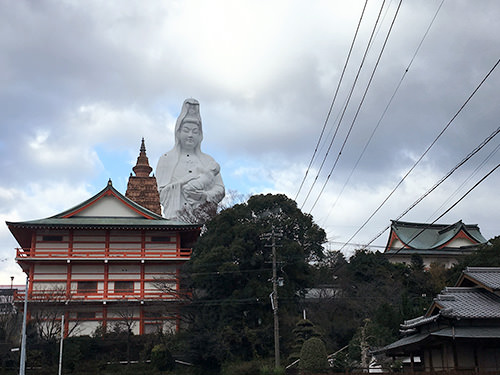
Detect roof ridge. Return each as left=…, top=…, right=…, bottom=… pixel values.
left=466, top=267, right=500, bottom=272
left=49, top=181, right=164, bottom=220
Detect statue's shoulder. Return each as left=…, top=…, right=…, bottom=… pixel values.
left=200, top=152, right=220, bottom=167
left=158, top=149, right=176, bottom=163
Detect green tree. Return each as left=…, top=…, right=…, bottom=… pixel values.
left=288, top=318, right=321, bottom=364
left=448, top=236, right=500, bottom=283
left=299, top=337, right=329, bottom=374
left=151, top=344, right=175, bottom=371
left=182, top=194, right=327, bottom=370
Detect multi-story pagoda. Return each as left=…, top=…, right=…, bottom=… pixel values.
left=7, top=140, right=200, bottom=336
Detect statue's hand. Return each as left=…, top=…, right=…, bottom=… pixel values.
left=182, top=187, right=207, bottom=203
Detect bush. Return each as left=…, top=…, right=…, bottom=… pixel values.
left=221, top=360, right=261, bottom=375
left=299, top=337, right=329, bottom=374
left=260, top=364, right=285, bottom=375
left=151, top=343, right=175, bottom=371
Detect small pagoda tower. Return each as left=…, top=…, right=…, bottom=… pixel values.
left=125, top=138, right=161, bottom=215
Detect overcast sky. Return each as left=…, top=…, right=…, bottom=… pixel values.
left=1, top=0, right=499, bottom=285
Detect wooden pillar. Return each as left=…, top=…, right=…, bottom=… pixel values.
left=452, top=341, right=459, bottom=371
left=141, top=231, right=146, bottom=257
left=68, top=229, right=74, bottom=257
left=176, top=233, right=180, bottom=257
left=473, top=345, right=479, bottom=373
left=28, top=266, right=34, bottom=299
left=104, top=262, right=109, bottom=299
left=102, top=304, right=108, bottom=333
left=66, top=262, right=72, bottom=299
left=31, top=231, right=37, bottom=255
left=64, top=311, right=70, bottom=337
left=139, top=306, right=144, bottom=335
left=105, top=230, right=110, bottom=257
left=176, top=266, right=181, bottom=295
left=140, top=261, right=145, bottom=300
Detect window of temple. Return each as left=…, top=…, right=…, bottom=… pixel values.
left=114, top=281, right=134, bottom=293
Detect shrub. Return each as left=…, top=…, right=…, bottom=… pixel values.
left=221, top=360, right=261, bottom=375
left=151, top=343, right=175, bottom=371
left=299, top=337, right=329, bottom=374
left=260, top=364, right=285, bottom=375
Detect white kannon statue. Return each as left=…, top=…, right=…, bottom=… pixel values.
left=156, top=98, right=225, bottom=220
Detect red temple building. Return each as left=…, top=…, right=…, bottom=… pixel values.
left=7, top=140, right=200, bottom=336
left=384, top=220, right=488, bottom=268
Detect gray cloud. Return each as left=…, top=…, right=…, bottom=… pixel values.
left=1, top=0, right=499, bottom=283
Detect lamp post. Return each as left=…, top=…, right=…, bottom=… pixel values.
left=19, top=276, right=28, bottom=375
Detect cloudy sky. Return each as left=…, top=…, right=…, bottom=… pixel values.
left=1, top=0, right=499, bottom=285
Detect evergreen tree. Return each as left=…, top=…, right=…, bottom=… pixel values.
left=182, top=194, right=326, bottom=370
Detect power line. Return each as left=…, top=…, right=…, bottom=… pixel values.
left=300, top=0, right=388, bottom=210
left=363, top=125, right=500, bottom=249
left=320, top=0, right=445, bottom=226
left=426, top=141, right=500, bottom=222
left=386, top=162, right=500, bottom=260
left=309, top=0, right=403, bottom=214
left=338, top=57, right=500, bottom=252
left=295, top=0, right=369, bottom=202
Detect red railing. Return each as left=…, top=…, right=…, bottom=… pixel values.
left=16, top=247, right=192, bottom=259
left=14, top=288, right=186, bottom=302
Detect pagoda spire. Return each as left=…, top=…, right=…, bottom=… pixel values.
left=132, top=137, right=153, bottom=177
left=125, top=138, right=161, bottom=215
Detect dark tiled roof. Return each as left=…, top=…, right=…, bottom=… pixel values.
left=401, top=315, right=439, bottom=329
left=377, top=327, right=500, bottom=355
left=433, top=287, right=500, bottom=319
left=375, top=332, right=430, bottom=353
left=461, top=267, right=500, bottom=291
left=388, top=220, right=487, bottom=250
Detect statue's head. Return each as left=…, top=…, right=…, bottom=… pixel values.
left=175, top=98, right=203, bottom=152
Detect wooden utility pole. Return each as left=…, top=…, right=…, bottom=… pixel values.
left=271, top=229, right=280, bottom=368
left=263, top=227, right=282, bottom=369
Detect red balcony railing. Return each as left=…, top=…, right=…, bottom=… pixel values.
left=14, top=288, right=187, bottom=302
left=16, top=247, right=192, bottom=259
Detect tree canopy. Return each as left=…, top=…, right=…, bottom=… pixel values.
left=182, top=194, right=327, bottom=369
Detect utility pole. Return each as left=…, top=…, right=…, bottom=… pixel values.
left=58, top=314, right=64, bottom=375
left=272, top=229, right=280, bottom=368
left=19, top=276, right=28, bottom=375
left=263, top=227, right=282, bottom=369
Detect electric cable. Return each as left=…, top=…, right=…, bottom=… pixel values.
left=295, top=0, right=369, bottom=202
left=338, top=57, right=500, bottom=252
left=386, top=162, right=500, bottom=260
left=320, top=0, right=445, bottom=226
left=426, top=141, right=500, bottom=222
left=362, top=125, right=500, bottom=249
left=300, top=0, right=388, bottom=210
left=309, top=0, right=403, bottom=213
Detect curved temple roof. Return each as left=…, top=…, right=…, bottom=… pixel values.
left=386, top=220, right=488, bottom=251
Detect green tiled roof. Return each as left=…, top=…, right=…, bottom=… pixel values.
left=6, top=217, right=197, bottom=230
left=389, top=220, right=487, bottom=250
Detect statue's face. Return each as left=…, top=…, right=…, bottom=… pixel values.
left=178, top=122, right=202, bottom=151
